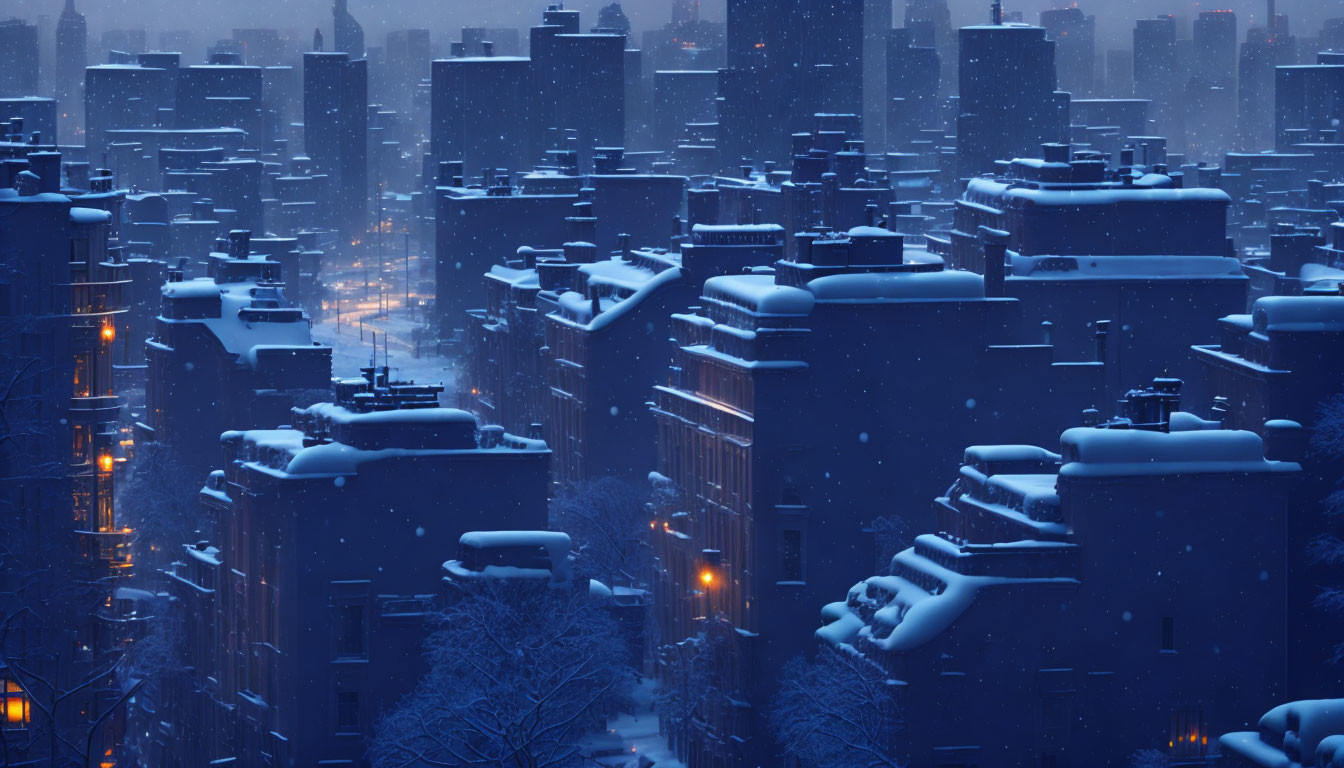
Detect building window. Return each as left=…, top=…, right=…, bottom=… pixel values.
left=3, top=680, right=29, bottom=730
left=1161, top=617, right=1175, bottom=652
left=336, top=691, right=359, bottom=733
left=334, top=604, right=366, bottom=659
left=780, top=529, right=802, bottom=582
left=1170, top=708, right=1206, bottom=758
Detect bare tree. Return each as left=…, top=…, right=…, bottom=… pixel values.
left=115, top=440, right=205, bottom=573
left=369, top=582, right=634, bottom=768
left=769, top=646, right=904, bottom=768
left=548, top=477, right=651, bottom=590
left=654, top=615, right=740, bottom=758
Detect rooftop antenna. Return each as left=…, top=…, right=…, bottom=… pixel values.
left=992, top=0, right=1003, bottom=25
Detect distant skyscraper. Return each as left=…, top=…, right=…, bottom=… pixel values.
left=956, top=21, right=1068, bottom=178
left=55, top=0, right=86, bottom=120
left=0, top=19, right=39, bottom=98
left=333, top=0, right=365, bottom=59
left=720, top=0, right=867, bottom=164
left=1040, top=6, right=1095, bottom=98
left=672, top=0, right=699, bottom=26
left=1193, top=9, right=1238, bottom=88
left=1134, top=15, right=1178, bottom=139
left=303, top=52, right=367, bottom=235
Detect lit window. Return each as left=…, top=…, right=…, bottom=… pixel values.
left=3, top=680, right=29, bottom=729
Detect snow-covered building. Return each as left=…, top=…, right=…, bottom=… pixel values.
left=157, top=370, right=551, bottom=768
left=650, top=224, right=1103, bottom=764
left=546, top=225, right=784, bottom=486
left=818, top=393, right=1301, bottom=767
left=443, top=530, right=576, bottom=593
left=1196, top=294, right=1344, bottom=698
left=434, top=162, right=686, bottom=337
left=139, top=230, right=331, bottom=477
left=1221, top=699, right=1344, bottom=767
left=942, top=145, right=1245, bottom=406
left=0, top=151, right=133, bottom=764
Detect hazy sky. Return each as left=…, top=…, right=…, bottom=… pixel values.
left=11, top=0, right=1344, bottom=57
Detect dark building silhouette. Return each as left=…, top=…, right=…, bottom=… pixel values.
left=55, top=0, right=86, bottom=142
left=1133, top=16, right=1179, bottom=143
left=956, top=20, right=1069, bottom=179
left=1196, top=294, right=1344, bottom=700
left=529, top=8, right=625, bottom=167
left=1239, top=15, right=1297, bottom=151
left=886, top=27, right=941, bottom=151
left=333, top=0, right=365, bottom=59
left=0, top=19, right=39, bottom=98
left=303, top=51, right=367, bottom=236
left=720, top=0, right=868, bottom=166
left=1040, top=7, right=1095, bottom=99
left=430, top=54, right=532, bottom=178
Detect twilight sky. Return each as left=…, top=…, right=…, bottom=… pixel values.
left=9, top=0, right=1344, bottom=59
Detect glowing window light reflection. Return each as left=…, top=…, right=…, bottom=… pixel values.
left=4, top=681, right=29, bottom=725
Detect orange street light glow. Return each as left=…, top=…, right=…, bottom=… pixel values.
left=100, top=324, right=115, bottom=342
left=98, top=454, right=114, bottom=472
left=699, top=570, right=714, bottom=586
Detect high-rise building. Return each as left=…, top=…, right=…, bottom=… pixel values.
left=303, top=51, right=368, bottom=236
left=1238, top=17, right=1296, bottom=151
left=1133, top=16, right=1178, bottom=140
left=1040, top=7, right=1095, bottom=98
left=1193, top=10, right=1238, bottom=88
left=333, top=0, right=364, bottom=59
left=0, top=19, right=39, bottom=98
left=720, top=0, right=867, bottom=166
left=956, top=21, right=1069, bottom=179
left=529, top=8, right=625, bottom=167
left=886, top=27, right=941, bottom=150
left=54, top=0, right=86, bottom=143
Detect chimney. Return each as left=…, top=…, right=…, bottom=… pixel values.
left=992, top=0, right=1003, bottom=25
left=618, top=233, right=631, bottom=260
left=979, top=226, right=1008, bottom=298
left=482, top=40, right=494, bottom=57
left=228, top=229, right=252, bottom=259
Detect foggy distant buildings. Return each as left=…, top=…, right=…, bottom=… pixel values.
left=332, top=0, right=365, bottom=59
left=0, top=19, right=40, bottom=98
left=303, top=51, right=367, bottom=236
left=55, top=0, right=87, bottom=142
left=1040, top=7, right=1095, bottom=99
